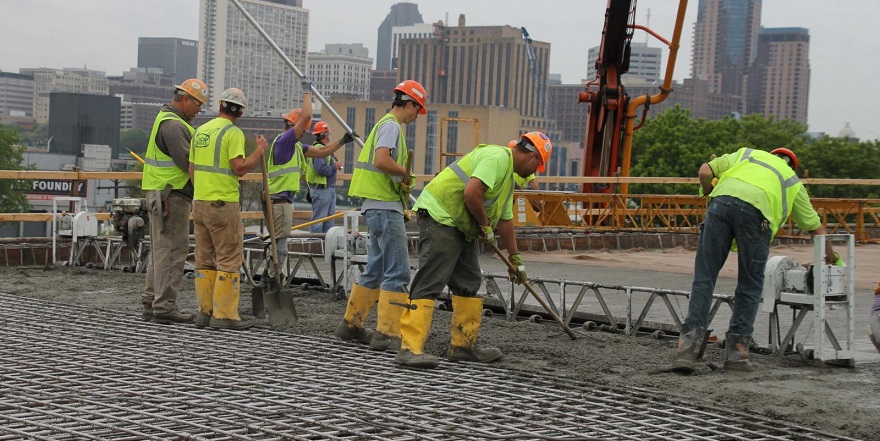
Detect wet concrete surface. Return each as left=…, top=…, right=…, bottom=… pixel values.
left=1, top=241, right=879, bottom=439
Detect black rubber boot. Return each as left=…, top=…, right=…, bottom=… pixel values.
left=396, top=349, right=439, bottom=369
left=194, top=312, right=211, bottom=328
left=671, top=326, right=708, bottom=374
left=335, top=321, right=374, bottom=344
left=209, top=317, right=257, bottom=330
left=153, top=310, right=195, bottom=325
left=448, top=345, right=503, bottom=363
left=724, top=332, right=757, bottom=372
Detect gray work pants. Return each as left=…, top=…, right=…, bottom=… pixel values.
left=143, top=192, right=192, bottom=314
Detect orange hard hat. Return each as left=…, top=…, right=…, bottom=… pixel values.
left=520, top=131, right=553, bottom=173
left=282, top=108, right=302, bottom=125
left=312, top=121, right=330, bottom=136
left=175, top=78, right=209, bottom=104
left=770, top=147, right=799, bottom=170
left=393, top=79, right=427, bottom=114
left=508, top=140, right=518, bottom=148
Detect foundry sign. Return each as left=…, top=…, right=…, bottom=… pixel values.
left=30, top=179, right=87, bottom=195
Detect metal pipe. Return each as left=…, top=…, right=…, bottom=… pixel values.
left=619, top=0, right=689, bottom=194
left=228, top=0, right=363, bottom=148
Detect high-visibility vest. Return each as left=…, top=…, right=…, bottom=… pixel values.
left=349, top=113, right=407, bottom=201
left=420, top=144, right=515, bottom=240
left=267, top=133, right=304, bottom=194
left=714, top=147, right=804, bottom=237
left=305, top=148, right=331, bottom=186
left=190, top=117, right=243, bottom=202
left=141, top=110, right=193, bottom=191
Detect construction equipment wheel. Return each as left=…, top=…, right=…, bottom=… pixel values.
left=583, top=321, right=597, bottom=331
left=796, top=343, right=815, bottom=361
left=652, top=330, right=665, bottom=340
left=528, top=314, right=542, bottom=323
left=482, top=308, right=493, bottom=317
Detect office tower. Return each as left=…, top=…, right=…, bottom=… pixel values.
left=198, top=0, right=308, bottom=114
left=20, top=68, right=108, bottom=123
left=390, top=23, right=434, bottom=70
left=0, top=72, right=35, bottom=117
left=587, top=42, right=662, bottom=82
left=691, top=0, right=761, bottom=97
left=370, top=70, right=398, bottom=101
left=397, top=19, right=552, bottom=129
left=137, top=37, right=198, bottom=84
left=376, top=3, right=423, bottom=70
left=307, top=44, right=373, bottom=100
left=746, top=27, right=810, bottom=125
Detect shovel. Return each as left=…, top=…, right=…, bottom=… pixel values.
left=488, top=242, right=577, bottom=340
left=256, top=151, right=298, bottom=326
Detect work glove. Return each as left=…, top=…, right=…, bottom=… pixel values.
left=301, top=76, right=312, bottom=93
left=508, top=253, right=527, bottom=285
left=341, top=131, right=359, bottom=145
left=478, top=224, right=495, bottom=245
left=400, top=173, right=416, bottom=192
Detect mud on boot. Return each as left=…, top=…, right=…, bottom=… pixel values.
left=395, top=348, right=439, bottom=369
left=209, top=317, right=257, bottom=330
left=724, top=332, right=757, bottom=372
left=335, top=321, right=374, bottom=344
left=369, top=332, right=401, bottom=352
left=153, top=310, right=195, bottom=325
left=448, top=345, right=502, bottom=363
left=194, top=311, right=212, bottom=328
left=671, top=326, right=709, bottom=374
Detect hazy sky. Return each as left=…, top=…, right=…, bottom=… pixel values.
left=1, top=0, right=876, bottom=139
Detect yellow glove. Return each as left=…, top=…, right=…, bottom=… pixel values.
left=479, top=225, right=495, bottom=245
left=508, top=253, right=526, bottom=284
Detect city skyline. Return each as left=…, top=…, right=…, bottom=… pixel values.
left=0, top=0, right=876, bottom=139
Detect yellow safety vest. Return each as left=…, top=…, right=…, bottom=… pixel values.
left=349, top=113, right=407, bottom=201
left=305, top=148, right=331, bottom=186
left=190, top=117, right=243, bottom=202
left=419, top=144, right=515, bottom=240
left=267, top=133, right=304, bottom=194
left=142, top=110, right=194, bottom=191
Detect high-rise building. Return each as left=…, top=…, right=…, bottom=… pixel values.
left=137, top=37, right=198, bottom=85
left=587, top=42, right=662, bottom=82
left=21, top=68, right=108, bottom=123
left=691, top=0, right=761, bottom=98
left=198, top=0, right=308, bottom=114
left=0, top=71, right=34, bottom=117
left=390, top=23, right=434, bottom=70
left=746, top=27, right=810, bottom=125
left=47, top=93, right=121, bottom=158
left=376, top=3, right=423, bottom=70
left=370, top=70, right=399, bottom=101
left=307, top=44, right=373, bottom=101
left=397, top=19, right=553, bottom=131
left=108, top=67, right=174, bottom=105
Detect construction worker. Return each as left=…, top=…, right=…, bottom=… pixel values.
left=141, top=78, right=209, bottom=324
left=305, top=121, right=344, bottom=234
left=335, top=79, right=426, bottom=351
left=509, top=139, right=543, bottom=213
left=396, top=132, right=553, bottom=369
left=188, top=88, right=266, bottom=330
left=673, top=147, right=835, bottom=373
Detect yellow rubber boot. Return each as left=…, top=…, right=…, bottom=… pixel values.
left=370, top=290, right=409, bottom=352
left=335, top=284, right=380, bottom=344
left=209, top=271, right=256, bottom=330
left=448, top=295, right=502, bottom=363
left=193, top=269, right=217, bottom=328
left=395, top=299, right=439, bottom=369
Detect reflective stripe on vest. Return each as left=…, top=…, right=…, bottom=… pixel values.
left=142, top=111, right=193, bottom=191
left=192, top=124, right=236, bottom=176
left=267, top=134, right=303, bottom=193
left=349, top=112, right=407, bottom=201
left=740, top=148, right=801, bottom=231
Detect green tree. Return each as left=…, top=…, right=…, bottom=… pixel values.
left=120, top=128, right=150, bottom=154
left=797, top=138, right=880, bottom=198
left=18, top=123, right=49, bottom=147
left=0, top=126, right=31, bottom=212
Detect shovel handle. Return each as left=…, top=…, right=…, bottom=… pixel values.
left=488, top=242, right=577, bottom=340
left=259, top=152, right=283, bottom=291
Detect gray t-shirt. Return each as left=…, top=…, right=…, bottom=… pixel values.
left=362, top=120, right=404, bottom=214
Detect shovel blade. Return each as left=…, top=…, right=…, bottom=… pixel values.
left=250, top=286, right=266, bottom=319
left=266, top=287, right=298, bottom=327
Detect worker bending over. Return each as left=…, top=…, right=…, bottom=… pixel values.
left=396, top=132, right=553, bottom=369
left=673, top=147, right=834, bottom=373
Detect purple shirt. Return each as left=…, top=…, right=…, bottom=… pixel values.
left=270, top=128, right=312, bottom=202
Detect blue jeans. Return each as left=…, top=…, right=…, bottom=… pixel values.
left=308, top=186, right=336, bottom=233
left=357, top=209, right=411, bottom=293
left=684, top=195, right=772, bottom=336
